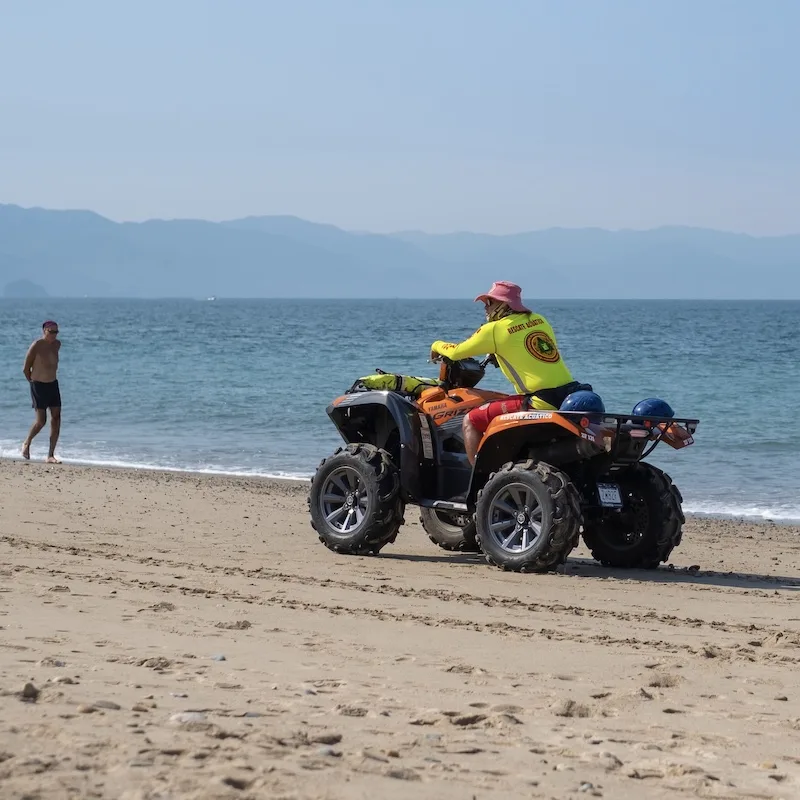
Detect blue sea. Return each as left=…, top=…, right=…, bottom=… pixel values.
left=1, top=298, right=798, bottom=522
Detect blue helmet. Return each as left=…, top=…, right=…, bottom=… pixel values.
left=560, top=390, right=605, bottom=414
left=632, top=397, right=674, bottom=419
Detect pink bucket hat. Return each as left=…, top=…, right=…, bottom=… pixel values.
left=474, top=281, right=530, bottom=313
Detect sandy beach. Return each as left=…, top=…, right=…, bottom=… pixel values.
left=1, top=459, right=798, bottom=800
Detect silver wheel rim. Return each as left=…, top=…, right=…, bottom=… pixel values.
left=320, top=467, right=369, bottom=534
left=487, top=482, right=544, bottom=554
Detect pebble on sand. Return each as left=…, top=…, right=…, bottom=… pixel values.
left=220, top=776, right=253, bottom=791
left=450, top=712, right=487, bottom=726
left=94, top=700, right=121, bottom=710
left=309, top=732, right=343, bottom=745
left=21, top=683, right=40, bottom=702
left=386, top=767, right=421, bottom=781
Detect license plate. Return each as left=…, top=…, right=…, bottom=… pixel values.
left=597, top=483, right=623, bottom=508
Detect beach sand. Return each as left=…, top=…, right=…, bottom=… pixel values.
left=1, top=459, right=799, bottom=799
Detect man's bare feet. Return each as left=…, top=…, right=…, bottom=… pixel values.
left=21, top=443, right=30, bottom=460
left=45, top=456, right=61, bottom=464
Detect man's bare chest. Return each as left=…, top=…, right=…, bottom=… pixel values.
left=35, top=345, right=59, bottom=369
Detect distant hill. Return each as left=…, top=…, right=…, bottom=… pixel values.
left=0, top=203, right=798, bottom=299
left=3, top=278, right=49, bottom=298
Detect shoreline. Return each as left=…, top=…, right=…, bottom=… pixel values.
left=3, top=455, right=800, bottom=529
left=0, top=452, right=314, bottom=484
left=4, top=454, right=800, bottom=528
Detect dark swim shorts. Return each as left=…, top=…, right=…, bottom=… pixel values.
left=30, top=380, right=61, bottom=410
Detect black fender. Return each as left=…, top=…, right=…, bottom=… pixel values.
left=327, top=390, right=430, bottom=500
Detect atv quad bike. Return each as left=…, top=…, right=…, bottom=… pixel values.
left=308, top=355, right=698, bottom=572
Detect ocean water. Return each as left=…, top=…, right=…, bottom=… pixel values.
left=1, top=298, right=798, bottom=522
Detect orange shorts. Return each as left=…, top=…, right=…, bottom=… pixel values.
left=467, top=395, right=527, bottom=433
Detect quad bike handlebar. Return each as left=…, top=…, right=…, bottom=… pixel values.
left=429, top=352, right=496, bottom=367
left=343, top=353, right=496, bottom=397
left=428, top=354, right=493, bottom=390
left=430, top=352, right=498, bottom=371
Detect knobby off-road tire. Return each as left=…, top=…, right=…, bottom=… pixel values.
left=582, top=462, right=684, bottom=569
left=419, top=508, right=480, bottom=552
left=475, top=460, right=582, bottom=573
left=309, top=443, right=405, bottom=556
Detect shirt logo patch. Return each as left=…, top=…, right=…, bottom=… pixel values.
left=525, top=331, right=561, bottom=363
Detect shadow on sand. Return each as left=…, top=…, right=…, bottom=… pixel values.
left=564, top=557, right=800, bottom=591
left=380, top=551, right=486, bottom=566
left=380, top=551, right=800, bottom=591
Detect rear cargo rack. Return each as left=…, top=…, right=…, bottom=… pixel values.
left=553, top=411, right=699, bottom=463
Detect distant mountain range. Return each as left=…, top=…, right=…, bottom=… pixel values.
left=1, top=203, right=798, bottom=299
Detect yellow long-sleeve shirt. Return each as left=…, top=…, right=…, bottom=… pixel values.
left=431, top=311, right=573, bottom=405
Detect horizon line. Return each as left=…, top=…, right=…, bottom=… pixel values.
left=2, top=201, right=799, bottom=240
left=2, top=296, right=798, bottom=303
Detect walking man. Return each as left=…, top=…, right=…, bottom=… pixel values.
left=22, top=320, right=62, bottom=463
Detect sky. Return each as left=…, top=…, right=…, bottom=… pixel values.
left=1, top=0, right=799, bottom=235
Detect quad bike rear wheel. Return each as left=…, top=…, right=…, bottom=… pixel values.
left=309, top=443, right=404, bottom=555
left=419, top=508, right=480, bottom=552
left=582, top=463, right=684, bottom=569
left=475, top=460, right=581, bottom=572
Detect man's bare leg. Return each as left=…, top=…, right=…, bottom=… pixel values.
left=46, top=408, right=61, bottom=463
left=463, top=415, right=482, bottom=465
left=22, top=410, right=47, bottom=460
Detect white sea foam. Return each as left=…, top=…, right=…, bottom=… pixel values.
left=0, top=444, right=312, bottom=482
left=3, top=443, right=798, bottom=522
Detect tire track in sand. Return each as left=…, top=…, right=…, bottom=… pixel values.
left=3, top=534, right=797, bottom=643
left=8, top=553, right=800, bottom=669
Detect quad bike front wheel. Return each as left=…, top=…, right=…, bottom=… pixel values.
left=308, top=443, right=405, bottom=555
left=419, top=508, right=480, bottom=552
left=581, top=463, right=684, bottom=569
left=475, top=460, right=581, bottom=572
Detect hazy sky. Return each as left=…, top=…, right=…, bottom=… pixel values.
left=2, top=0, right=798, bottom=234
